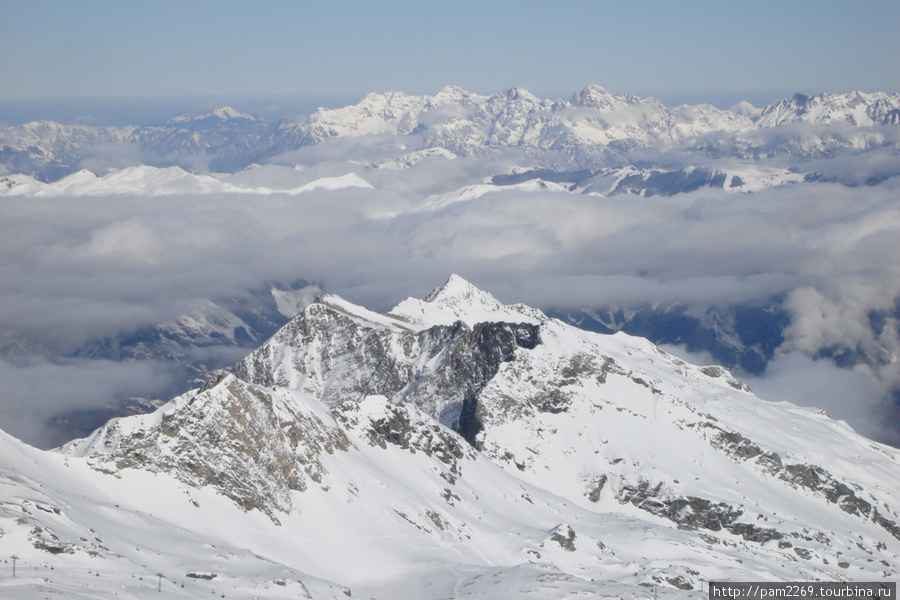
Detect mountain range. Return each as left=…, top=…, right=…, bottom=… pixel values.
left=3, top=275, right=898, bottom=599
left=3, top=85, right=899, bottom=191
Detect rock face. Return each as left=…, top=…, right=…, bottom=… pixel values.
left=30, top=274, right=900, bottom=596
left=68, top=374, right=350, bottom=521
left=231, top=284, right=543, bottom=433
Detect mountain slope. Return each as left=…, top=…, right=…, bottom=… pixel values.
left=2, top=275, right=899, bottom=598
left=229, top=276, right=900, bottom=544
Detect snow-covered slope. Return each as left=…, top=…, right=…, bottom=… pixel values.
left=420, top=179, right=570, bottom=209
left=584, top=164, right=808, bottom=196
left=5, top=275, right=894, bottom=598
left=0, top=164, right=374, bottom=197
left=165, top=106, right=258, bottom=126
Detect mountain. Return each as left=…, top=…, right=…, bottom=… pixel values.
left=164, top=106, right=259, bottom=128
left=0, top=106, right=265, bottom=180
left=490, top=163, right=808, bottom=196
left=3, top=86, right=898, bottom=186
left=754, top=91, right=900, bottom=128
left=139, top=106, right=269, bottom=171
left=4, top=275, right=898, bottom=598
left=0, top=120, right=137, bottom=182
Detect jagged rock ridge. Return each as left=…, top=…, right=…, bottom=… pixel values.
left=4, top=275, right=899, bottom=598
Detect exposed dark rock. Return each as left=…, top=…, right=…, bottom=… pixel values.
left=232, top=300, right=542, bottom=450
left=666, top=576, right=694, bottom=590
left=706, top=425, right=764, bottom=460
left=29, top=526, right=75, bottom=554
left=701, top=422, right=900, bottom=541
left=727, top=522, right=783, bottom=543
left=549, top=525, right=577, bottom=551
left=874, top=510, right=900, bottom=541
left=85, top=376, right=350, bottom=523
left=618, top=479, right=783, bottom=543
left=612, top=167, right=729, bottom=196
left=588, top=475, right=608, bottom=502
left=491, top=168, right=596, bottom=187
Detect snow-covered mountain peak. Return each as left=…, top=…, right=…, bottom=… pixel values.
left=580, top=83, right=610, bottom=96
left=286, top=172, right=375, bottom=193
left=499, top=86, right=541, bottom=102
left=570, top=83, right=613, bottom=105
left=487, top=86, right=547, bottom=114
left=424, top=273, right=496, bottom=304
left=568, top=84, right=656, bottom=111
left=730, top=100, right=763, bottom=119
left=429, top=84, right=478, bottom=105
left=389, top=274, right=543, bottom=328
left=5, top=85, right=899, bottom=185
left=166, top=106, right=256, bottom=124
left=211, top=106, right=254, bottom=120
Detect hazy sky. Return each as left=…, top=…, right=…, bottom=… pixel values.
left=3, top=0, right=899, bottom=108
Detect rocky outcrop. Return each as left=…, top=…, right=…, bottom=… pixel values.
left=702, top=422, right=900, bottom=541
left=617, top=479, right=783, bottom=543
left=68, top=374, right=350, bottom=522
left=232, top=296, right=542, bottom=435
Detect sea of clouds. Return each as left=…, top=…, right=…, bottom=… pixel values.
left=1, top=152, right=898, bottom=447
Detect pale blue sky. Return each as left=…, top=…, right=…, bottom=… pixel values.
left=2, top=0, right=898, bottom=112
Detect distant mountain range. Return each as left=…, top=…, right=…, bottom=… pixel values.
left=2, top=85, right=898, bottom=190
left=3, top=276, right=898, bottom=598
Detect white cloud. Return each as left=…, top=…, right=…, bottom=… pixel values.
left=0, top=357, right=178, bottom=447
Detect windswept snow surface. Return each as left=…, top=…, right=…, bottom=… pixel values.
left=3, top=276, right=899, bottom=599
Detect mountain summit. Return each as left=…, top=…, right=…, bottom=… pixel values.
left=3, top=276, right=899, bottom=598
left=389, top=274, right=541, bottom=328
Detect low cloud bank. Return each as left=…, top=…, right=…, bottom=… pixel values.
left=0, top=357, right=177, bottom=447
